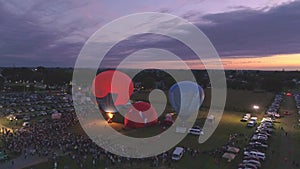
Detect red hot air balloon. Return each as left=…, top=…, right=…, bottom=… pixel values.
left=124, top=101, right=158, bottom=128
left=92, top=70, right=134, bottom=106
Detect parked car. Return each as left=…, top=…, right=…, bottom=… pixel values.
left=261, top=117, right=273, bottom=123
left=251, top=135, right=268, bottom=142
left=244, top=151, right=266, bottom=161
left=244, top=155, right=260, bottom=161
left=23, top=116, right=30, bottom=121
left=238, top=163, right=258, bottom=169
left=241, top=114, right=251, bottom=122
left=247, top=121, right=256, bottom=128
left=255, top=130, right=271, bottom=136
left=188, top=126, right=204, bottom=135
left=241, top=116, right=249, bottom=122
left=22, top=122, right=30, bottom=127
left=172, top=147, right=184, bottom=161
left=249, top=142, right=268, bottom=148
left=245, top=145, right=267, bottom=153
left=243, top=160, right=261, bottom=168
left=250, top=117, right=258, bottom=121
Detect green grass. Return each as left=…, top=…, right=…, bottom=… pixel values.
left=131, top=89, right=275, bottom=113
left=202, top=89, right=275, bottom=113
left=22, top=89, right=277, bottom=169
left=24, top=111, right=257, bottom=169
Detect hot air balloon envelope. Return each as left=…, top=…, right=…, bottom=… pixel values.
left=92, top=70, right=134, bottom=106
left=124, top=101, right=158, bottom=128
left=168, top=81, right=204, bottom=119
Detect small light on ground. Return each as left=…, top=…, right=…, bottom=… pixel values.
left=253, top=105, right=260, bottom=110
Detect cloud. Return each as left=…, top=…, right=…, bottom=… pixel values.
left=0, top=0, right=101, bottom=67
left=98, top=33, right=200, bottom=68
left=98, top=1, right=300, bottom=67
left=0, top=0, right=299, bottom=68
left=197, top=0, right=300, bottom=57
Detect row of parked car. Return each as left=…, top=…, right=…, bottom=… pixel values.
left=238, top=95, right=283, bottom=169
left=294, top=94, right=300, bottom=115
left=169, top=125, right=205, bottom=161
left=266, top=94, right=283, bottom=118
left=1, top=102, right=72, bottom=115
left=238, top=117, right=275, bottom=169
left=0, top=92, right=72, bottom=115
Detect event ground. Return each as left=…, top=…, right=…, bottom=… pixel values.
left=1, top=89, right=300, bottom=169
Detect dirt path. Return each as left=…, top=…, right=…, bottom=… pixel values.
left=0, top=154, right=48, bottom=169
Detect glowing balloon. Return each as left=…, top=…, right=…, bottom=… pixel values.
left=168, top=81, right=205, bottom=119
left=124, top=101, right=158, bottom=128
left=92, top=70, right=134, bottom=106
left=96, top=93, right=118, bottom=113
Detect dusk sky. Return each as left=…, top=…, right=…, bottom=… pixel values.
left=1, top=0, right=300, bottom=70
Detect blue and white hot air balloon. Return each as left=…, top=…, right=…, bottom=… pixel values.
left=168, top=81, right=205, bottom=120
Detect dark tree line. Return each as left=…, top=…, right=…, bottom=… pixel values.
left=2, top=67, right=72, bottom=85
left=1, top=68, right=299, bottom=92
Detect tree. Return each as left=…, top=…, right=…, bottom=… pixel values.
left=142, top=77, right=155, bottom=89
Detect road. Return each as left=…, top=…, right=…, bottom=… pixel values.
left=0, top=153, right=48, bottom=169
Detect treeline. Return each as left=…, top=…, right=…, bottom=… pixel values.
left=1, top=68, right=299, bottom=92
left=131, top=69, right=300, bottom=92
left=226, top=70, right=300, bottom=92
left=1, top=67, right=72, bottom=85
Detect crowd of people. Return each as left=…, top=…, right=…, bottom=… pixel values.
left=0, top=108, right=204, bottom=169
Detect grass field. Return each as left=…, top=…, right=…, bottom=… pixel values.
left=202, top=89, right=275, bottom=113
left=25, top=111, right=256, bottom=169
left=132, top=89, right=275, bottom=113
left=12, top=89, right=281, bottom=169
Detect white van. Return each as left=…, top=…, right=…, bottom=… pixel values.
left=172, top=147, right=184, bottom=160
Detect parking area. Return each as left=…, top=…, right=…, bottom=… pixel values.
left=238, top=92, right=300, bottom=169
left=237, top=94, right=283, bottom=169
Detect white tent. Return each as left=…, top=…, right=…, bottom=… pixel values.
left=222, top=152, right=236, bottom=162
left=207, top=115, right=215, bottom=126
left=207, top=115, right=215, bottom=121
left=175, top=127, right=187, bottom=134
